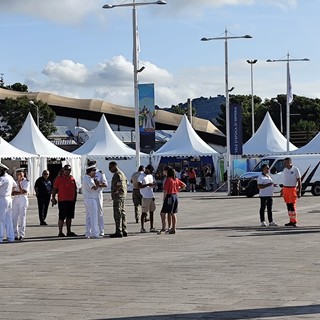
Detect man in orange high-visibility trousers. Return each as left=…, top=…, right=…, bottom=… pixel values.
left=282, top=157, right=301, bottom=227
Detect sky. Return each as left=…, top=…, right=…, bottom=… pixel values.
left=0, top=0, right=319, bottom=109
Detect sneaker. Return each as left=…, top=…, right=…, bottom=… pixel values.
left=168, top=229, right=176, bottom=234
left=260, top=221, right=267, bottom=227
left=40, top=221, right=48, bottom=226
left=58, top=232, right=65, bottom=237
left=269, top=221, right=278, bottom=227
left=285, top=222, right=297, bottom=227
left=140, top=228, right=146, bottom=233
left=150, top=228, right=158, bottom=233
left=122, top=231, right=128, bottom=237
left=99, top=232, right=105, bottom=237
left=14, top=236, right=19, bottom=241
left=110, top=233, right=123, bottom=238
left=19, top=236, right=24, bottom=241
left=157, top=229, right=165, bottom=235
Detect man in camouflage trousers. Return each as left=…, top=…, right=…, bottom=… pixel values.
left=109, top=161, right=128, bottom=238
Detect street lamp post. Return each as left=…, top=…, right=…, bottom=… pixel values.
left=272, top=99, right=283, bottom=133
left=29, top=100, right=39, bottom=127
left=201, top=29, right=252, bottom=195
left=267, top=53, right=309, bottom=152
left=246, top=59, right=257, bottom=136
left=103, top=0, right=167, bottom=168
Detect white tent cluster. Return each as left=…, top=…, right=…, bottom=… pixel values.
left=3, top=111, right=320, bottom=194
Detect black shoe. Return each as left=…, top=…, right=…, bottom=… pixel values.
left=110, top=233, right=123, bottom=238
left=66, top=232, right=77, bottom=237
left=122, top=231, right=128, bottom=237
left=58, top=232, right=65, bottom=237
left=40, top=221, right=48, bottom=226
left=135, top=218, right=139, bottom=223
left=14, top=237, right=19, bottom=241
left=285, top=222, right=297, bottom=227
left=19, top=236, right=24, bottom=241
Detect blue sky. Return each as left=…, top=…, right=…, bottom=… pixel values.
left=0, top=0, right=318, bottom=109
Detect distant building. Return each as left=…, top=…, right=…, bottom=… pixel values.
left=0, top=88, right=226, bottom=152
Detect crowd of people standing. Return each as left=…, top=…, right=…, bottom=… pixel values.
left=0, top=157, right=302, bottom=243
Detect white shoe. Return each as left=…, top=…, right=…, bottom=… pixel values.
left=140, top=228, right=146, bottom=233
left=269, top=221, right=278, bottom=226
left=260, top=221, right=267, bottom=227
left=99, top=232, right=105, bottom=236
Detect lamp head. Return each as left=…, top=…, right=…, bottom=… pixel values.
left=102, top=4, right=114, bottom=9
left=156, top=0, right=167, bottom=4
left=29, top=100, right=35, bottom=105
left=244, top=35, right=252, bottom=39
left=201, top=37, right=210, bottom=41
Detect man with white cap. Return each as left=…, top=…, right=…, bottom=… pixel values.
left=12, top=169, right=30, bottom=240
left=87, top=160, right=108, bottom=236
left=82, top=164, right=102, bottom=238
left=0, top=163, right=17, bottom=243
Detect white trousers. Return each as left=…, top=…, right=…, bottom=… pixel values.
left=84, top=198, right=99, bottom=238
left=98, top=192, right=104, bottom=234
left=0, top=196, right=14, bottom=242
left=12, top=195, right=29, bottom=238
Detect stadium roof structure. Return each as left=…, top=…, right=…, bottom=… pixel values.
left=0, top=88, right=226, bottom=146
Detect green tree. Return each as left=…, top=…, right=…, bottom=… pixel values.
left=0, top=96, right=56, bottom=140
left=169, top=103, right=196, bottom=116
left=3, top=82, right=29, bottom=92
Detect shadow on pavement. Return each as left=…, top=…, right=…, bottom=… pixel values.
left=95, top=304, right=320, bottom=319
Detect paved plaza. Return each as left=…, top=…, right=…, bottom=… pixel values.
left=1, top=191, right=320, bottom=319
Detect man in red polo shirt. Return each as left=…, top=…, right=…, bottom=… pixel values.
left=51, top=164, right=78, bottom=237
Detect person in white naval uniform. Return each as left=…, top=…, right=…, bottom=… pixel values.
left=12, top=170, right=30, bottom=240
left=87, top=160, right=108, bottom=236
left=0, top=163, right=17, bottom=243
left=82, top=165, right=101, bottom=238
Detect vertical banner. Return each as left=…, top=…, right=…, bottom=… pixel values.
left=138, top=83, right=155, bottom=150
left=229, top=103, right=243, bottom=155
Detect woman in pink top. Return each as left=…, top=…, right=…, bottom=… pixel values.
left=159, top=167, right=186, bottom=234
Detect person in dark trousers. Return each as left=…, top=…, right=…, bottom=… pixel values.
left=34, top=170, right=52, bottom=226
left=257, top=164, right=278, bottom=227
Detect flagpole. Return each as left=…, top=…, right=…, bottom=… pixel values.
left=266, top=53, right=309, bottom=153
left=286, top=54, right=290, bottom=153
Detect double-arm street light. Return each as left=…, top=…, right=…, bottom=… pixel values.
left=103, top=0, right=167, bottom=168
left=267, top=53, right=309, bottom=152
left=246, top=59, right=257, bottom=136
left=29, top=100, right=39, bottom=127
left=201, top=29, right=252, bottom=195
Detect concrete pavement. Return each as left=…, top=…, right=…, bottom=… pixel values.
left=1, top=191, right=320, bottom=319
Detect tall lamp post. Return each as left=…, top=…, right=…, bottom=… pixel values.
left=272, top=98, right=283, bottom=133
left=246, top=59, right=257, bottom=136
left=103, top=0, right=167, bottom=168
left=29, top=100, right=39, bottom=127
left=267, top=53, right=309, bottom=152
left=201, top=29, right=252, bottom=195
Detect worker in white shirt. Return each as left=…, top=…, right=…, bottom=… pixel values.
left=12, top=169, right=30, bottom=241
left=0, top=163, right=17, bottom=243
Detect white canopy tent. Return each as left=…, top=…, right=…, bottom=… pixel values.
left=10, top=113, right=81, bottom=193
left=0, top=137, right=37, bottom=182
left=153, top=114, right=220, bottom=180
left=73, top=114, right=149, bottom=188
left=292, top=132, right=320, bottom=154
left=243, top=112, right=297, bottom=156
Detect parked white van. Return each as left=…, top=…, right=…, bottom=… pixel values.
left=238, top=154, right=320, bottom=197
